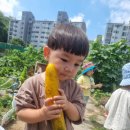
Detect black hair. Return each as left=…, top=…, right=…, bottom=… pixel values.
left=47, top=23, right=89, bottom=57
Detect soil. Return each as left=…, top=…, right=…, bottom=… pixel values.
left=3, top=98, right=106, bottom=130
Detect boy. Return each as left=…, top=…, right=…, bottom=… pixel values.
left=15, top=23, right=89, bottom=130
left=77, top=62, right=102, bottom=104
left=104, top=62, right=130, bottom=130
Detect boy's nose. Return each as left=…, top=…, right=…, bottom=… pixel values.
left=64, top=65, right=73, bottom=72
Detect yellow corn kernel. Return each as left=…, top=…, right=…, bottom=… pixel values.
left=45, top=63, right=66, bottom=130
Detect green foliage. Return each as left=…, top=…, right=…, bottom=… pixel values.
left=0, top=11, right=9, bottom=42
left=0, top=77, right=13, bottom=89
left=92, top=90, right=110, bottom=101
left=0, top=45, right=47, bottom=78
left=88, top=40, right=130, bottom=92
left=19, top=66, right=27, bottom=83
left=92, top=90, right=110, bottom=106
left=0, top=95, right=12, bottom=108
left=10, top=38, right=25, bottom=47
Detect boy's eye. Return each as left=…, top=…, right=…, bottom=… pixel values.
left=74, top=63, right=80, bottom=67
left=61, top=58, right=68, bottom=62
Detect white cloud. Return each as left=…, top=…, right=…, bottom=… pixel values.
left=70, top=13, right=91, bottom=28
left=119, top=1, right=130, bottom=11
left=0, top=0, right=22, bottom=19
left=100, top=0, right=130, bottom=23
left=16, top=11, right=22, bottom=20
left=100, top=0, right=119, bottom=8
left=110, top=10, right=130, bottom=23
left=70, top=13, right=85, bottom=22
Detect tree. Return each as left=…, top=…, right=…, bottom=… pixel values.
left=0, top=45, right=47, bottom=77
left=88, top=40, right=130, bottom=92
left=0, top=11, right=9, bottom=42
left=10, top=38, right=25, bottom=47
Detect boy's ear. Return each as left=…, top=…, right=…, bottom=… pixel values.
left=43, top=46, right=50, bottom=60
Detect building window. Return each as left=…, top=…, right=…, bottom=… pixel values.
left=114, top=30, right=119, bottom=34
left=122, top=32, right=127, bottom=36
left=123, top=26, right=127, bottom=30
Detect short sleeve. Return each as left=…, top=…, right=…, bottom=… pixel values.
left=90, top=77, right=95, bottom=85
left=105, top=93, right=114, bottom=112
left=128, top=95, right=130, bottom=116
left=69, top=81, right=86, bottom=124
left=15, top=77, right=38, bottom=111
left=77, top=76, right=83, bottom=85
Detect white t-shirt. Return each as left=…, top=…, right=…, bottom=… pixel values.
left=104, top=88, right=130, bottom=130
left=0, top=126, right=5, bottom=130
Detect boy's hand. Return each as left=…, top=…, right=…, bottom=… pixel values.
left=97, top=83, right=103, bottom=88
left=53, top=89, right=69, bottom=111
left=40, top=98, right=62, bottom=120
left=104, top=111, right=108, bottom=118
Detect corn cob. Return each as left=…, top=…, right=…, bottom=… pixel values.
left=45, top=63, right=66, bottom=130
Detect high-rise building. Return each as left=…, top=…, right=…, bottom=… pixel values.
left=104, top=22, right=130, bottom=45
left=96, top=35, right=102, bottom=43
left=8, top=11, right=87, bottom=48
left=57, top=11, right=69, bottom=23
left=8, top=11, right=35, bottom=44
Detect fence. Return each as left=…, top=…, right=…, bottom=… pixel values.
left=0, top=42, right=24, bottom=51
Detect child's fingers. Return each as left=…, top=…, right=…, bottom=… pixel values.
left=53, top=95, right=64, bottom=100
left=47, top=105, right=62, bottom=120
left=58, top=89, right=65, bottom=96
left=54, top=100, right=65, bottom=105
left=49, top=108, right=62, bottom=115
left=48, top=104, right=62, bottom=111
left=44, top=97, right=54, bottom=106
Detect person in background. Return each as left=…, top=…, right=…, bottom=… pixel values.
left=77, top=61, right=102, bottom=104
left=104, top=62, right=130, bottom=130
left=0, top=126, right=5, bottom=130
left=34, top=62, right=47, bottom=75
left=15, top=23, right=89, bottom=130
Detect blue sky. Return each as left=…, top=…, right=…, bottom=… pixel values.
left=0, top=0, right=130, bottom=40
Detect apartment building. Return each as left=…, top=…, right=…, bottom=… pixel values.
left=96, top=35, right=102, bottom=43
left=8, top=11, right=35, bottom=44
left=8, top=11, right=86, bottom=48
left=30, top=21, right=55, bottom=47
left=104, top=22, right=130, bottom=45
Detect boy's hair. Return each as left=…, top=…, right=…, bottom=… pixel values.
left=47, top=23, right=89, bottom=57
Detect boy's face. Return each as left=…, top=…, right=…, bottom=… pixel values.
left=44, top=46, right=85, bottom=81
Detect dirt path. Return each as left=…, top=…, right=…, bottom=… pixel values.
left=4, top=98, right=106, bottom=130
left=73, top=98, right=105, bottom=130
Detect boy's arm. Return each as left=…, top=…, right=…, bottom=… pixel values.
left=80, top=85, right=87, bottom=89
left=104, top=110, right=108, bottom=118
left=16, top=98, right=62, bottom=123
left=90, top=77, right=103, bottom=88
left=91, top=83, right=102, bottom=88
left=64, top=101, right=80, bottom=121
left=17, top=108, right=44, bottom=123
left=54, top=87, right=85, bottom=122
left=54, top=89, right=80, bottom=121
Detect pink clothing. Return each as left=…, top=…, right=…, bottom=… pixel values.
left=15, top=74, right=85, bottom=130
